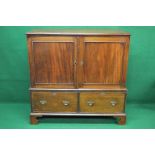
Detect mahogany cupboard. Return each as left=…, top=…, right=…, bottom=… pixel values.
left=26, top=29, right=130, bottom=125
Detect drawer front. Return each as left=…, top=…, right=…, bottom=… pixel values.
left=80, top=92, right=125, bottom=113
left=31, top=91, right=77, bottom=112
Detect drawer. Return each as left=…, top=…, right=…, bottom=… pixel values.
left=80, top=92, right=125, bottom=113
left=31, top=91, right=77, bottom=112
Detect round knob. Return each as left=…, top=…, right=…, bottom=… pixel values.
left=87, top=100, right=95, bottom=107
left=62, top=100, right=70, bottom=106
left=39, top=100, right=47, bottom=105
left=111, top=100, right=117, bottom=106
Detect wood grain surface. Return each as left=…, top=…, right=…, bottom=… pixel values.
left=33, top=42, right=74, bottom=83
left=26, top=29, right=130, bottom=35
left=27, top=31, right=130, bottom=125
left=77, top=36, right=130, bottom=87
left=31, top=91, right=78, bottom=112
left=27, top=36, right=77, bottom=88
left=80, top=92, right=125, bottom=113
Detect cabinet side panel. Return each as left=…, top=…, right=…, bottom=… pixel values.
left=27, top=36, right=35, bottom=86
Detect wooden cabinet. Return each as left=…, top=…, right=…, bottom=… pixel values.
left=27, top=29, right=130, bottom=125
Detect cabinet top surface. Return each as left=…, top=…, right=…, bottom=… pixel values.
left=26, top=29, right=130, bottom=36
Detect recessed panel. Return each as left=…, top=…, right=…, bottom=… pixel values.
left=33, top=42, right=74, bottom=84
left=83, top=42, right=124, bottom=84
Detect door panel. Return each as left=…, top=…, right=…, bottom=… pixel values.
left=30, top=36, right=76, bottom=88
left=84, top=42, right=123, bottom=83
left=33, top=42, right=74, bottom=83
left=78, top=36, right=127, bottom=88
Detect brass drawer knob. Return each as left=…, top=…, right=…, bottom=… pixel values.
left=39, top=100, right=47, bottom=105
left=87, top=100, right=95, bottom=107
left=111, top=100, right=117, bottom=106
left=62, top=100, right=70, bottom=106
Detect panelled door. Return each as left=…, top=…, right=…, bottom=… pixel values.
left=28, top=36, right=77, bottom=88
left=77, top=36, right=129, bottom=88
left=28, top=35, right=129, bottom=89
